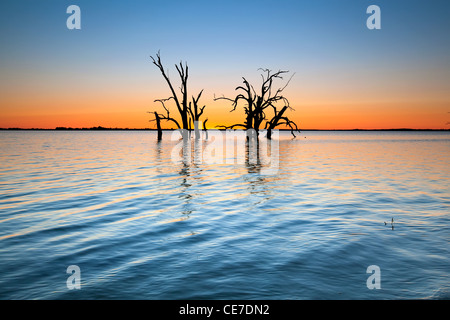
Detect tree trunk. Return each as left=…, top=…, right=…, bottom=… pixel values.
left=154, top=112, right=162, bottom=141
left=267, top=106, right=288, bottom=139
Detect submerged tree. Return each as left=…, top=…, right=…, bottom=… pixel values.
left=215, top=69, right=300, bottom=139
left=149, top=51, right=207, bottom=140
left=188, top=89, right=207, bottom=140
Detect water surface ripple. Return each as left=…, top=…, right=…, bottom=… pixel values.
left=0, top=131, right=449, bottom=299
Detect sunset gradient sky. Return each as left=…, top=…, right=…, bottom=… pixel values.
left=1, top=0, right=449, bottom=129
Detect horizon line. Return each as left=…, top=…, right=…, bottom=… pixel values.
left=0, top=127, right=449, bottom=131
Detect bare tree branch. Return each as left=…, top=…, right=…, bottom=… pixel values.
left=215, top=68, right=300, bottom=138
left=150, top=52, right=208, bottom=137
left=150, top=98, right=182, bottom=129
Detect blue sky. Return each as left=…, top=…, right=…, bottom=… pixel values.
left=0, top=0, right=449, bottom=128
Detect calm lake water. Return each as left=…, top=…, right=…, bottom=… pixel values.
left=0, top=130, right=449, bottom=299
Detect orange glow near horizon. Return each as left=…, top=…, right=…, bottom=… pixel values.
left=1, top=101, right=448, bottom=130
left=1, top=67, right=449, bottom=130
left=1, top=91, right=448, bottom=130
left=1, top=49, right=448, bottom=130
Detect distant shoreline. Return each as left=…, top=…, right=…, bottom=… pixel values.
left=0, top=127, right=449, bottom=132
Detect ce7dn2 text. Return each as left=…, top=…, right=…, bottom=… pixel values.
left=179, top=304, right=270, bottom=317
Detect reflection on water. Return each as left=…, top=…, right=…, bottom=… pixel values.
left=0, top=130, right=449, bottom=299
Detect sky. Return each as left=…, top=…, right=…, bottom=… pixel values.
left=0, top=0, right=449, bottom=129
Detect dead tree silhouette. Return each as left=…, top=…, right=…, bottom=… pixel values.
left=153, top=111, right=162, bottom=141
left=188, top=90, right=207, bottom=140
left=149, top=52, right=207, bottom=140
left=214, top=69, right=300, bottom=139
